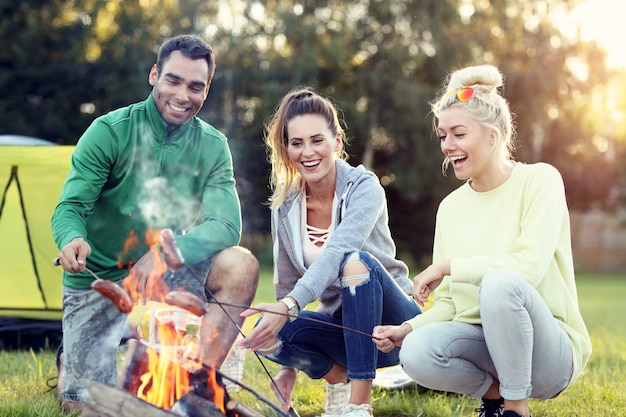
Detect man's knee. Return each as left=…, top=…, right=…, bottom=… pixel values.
left=211, top=246, right=259, bottom=290
left=217, top=246, right=258, bottom=272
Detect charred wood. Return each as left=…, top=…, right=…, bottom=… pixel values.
left=170, top=392, right=225, bottom=417
left=118, top=339, right=150, bottom=394
left=80, top=381, right=174, bottom=417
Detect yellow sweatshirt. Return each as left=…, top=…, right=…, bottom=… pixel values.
left=406, top=162, right=591, bottom=387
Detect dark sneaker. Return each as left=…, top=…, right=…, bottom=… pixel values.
left=475, top=397, right=505, bottom=417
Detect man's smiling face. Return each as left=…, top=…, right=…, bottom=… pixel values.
left=149, top=50, right=210, bottom=129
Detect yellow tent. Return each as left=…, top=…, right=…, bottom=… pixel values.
left=0, top=135, right=74, bottom=348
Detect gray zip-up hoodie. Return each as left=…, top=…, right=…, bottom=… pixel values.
left=272, top=159, right=413, bottom=316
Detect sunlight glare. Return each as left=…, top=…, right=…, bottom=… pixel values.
left=557, top=0, right=626, bottom=69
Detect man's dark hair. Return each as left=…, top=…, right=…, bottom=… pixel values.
left=156, top=35, right=216, bottom=81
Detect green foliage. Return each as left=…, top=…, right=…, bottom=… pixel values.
left=1, top=0, right=624, bottom=265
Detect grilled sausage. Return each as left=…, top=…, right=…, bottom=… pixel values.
left=160, top=228, right=185, bottom=271
left=165, top=290, right=207, bottom=317
left=91, top=279, right=134, bottom=314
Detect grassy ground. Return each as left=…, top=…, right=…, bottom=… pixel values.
left=0, top=272, right=624, bottom=416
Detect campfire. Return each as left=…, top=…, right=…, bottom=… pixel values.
left=130, top=307, right=221, bottom=411
left=77, top=296, right=267, bottom=417
left=78, top=228, right=296, bottom=417
left=78, top=338, right=262, bottom=417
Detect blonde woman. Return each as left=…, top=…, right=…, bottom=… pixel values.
left=374, top=65, right=591, bottom=417
left=241, top=88, right=421, bottom=417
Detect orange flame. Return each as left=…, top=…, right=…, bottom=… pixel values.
left=123, top=246, right=170, bottom=303
left=121, top=227, right=170, bottom=303
left=119, top=227, right=227, bottom=411
left=136, top=312, right=226, bottom=412
left=117, top=229, right=139, bottom=269
left=145, top=226, right=162, bottom=246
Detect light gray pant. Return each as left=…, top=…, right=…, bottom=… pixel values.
left=400, top=270, right=573, bottom=401
left=61, top=285, right=127, bottom=402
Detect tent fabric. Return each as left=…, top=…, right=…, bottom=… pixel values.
left=0, top=136, right=74, bottom=318
left=0, top=134, right=58, bottom=146
left=0, top=135, right=75, bottom=348
left=0, top=136, right=162, bottom=349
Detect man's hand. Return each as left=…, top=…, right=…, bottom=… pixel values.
left=122, top=249, right=169, bottom=305
left=56, top=237, right=91, bottom=273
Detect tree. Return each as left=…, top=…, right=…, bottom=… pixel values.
left=1, top=0, right=622, bottom=267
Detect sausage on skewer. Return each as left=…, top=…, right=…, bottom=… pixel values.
left=160, top=228, right=185, bottom=271
left=91, top=279, right=134, bottom=314
left=54, top=257, right=133, bottom=314
left=165, top=290, right=207, bottom=317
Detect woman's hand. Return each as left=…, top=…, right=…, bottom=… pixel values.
left=270, top=367, right=298, bottom=410
left=239, top=302, right=289, bottom=351
left=412, top=260, right=450, bottom=306
left=373, top=323, right=413, bottom=353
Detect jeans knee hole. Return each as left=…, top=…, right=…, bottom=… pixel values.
left=341, top=273, right=370, bottom=295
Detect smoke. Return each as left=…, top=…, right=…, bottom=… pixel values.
left=138, top=177, right=200, bottom=232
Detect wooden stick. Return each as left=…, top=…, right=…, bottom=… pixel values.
left=225, top=398, right=267, bottom=417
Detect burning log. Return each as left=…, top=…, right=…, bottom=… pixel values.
left=81, top=381, right=268, bottom=417
left=171, top=392, right=227, bottom=417
left=117, top=339, right=231, bottom=413
left=111, top=338, right=294, bottom=417
left=80, top=381, right=174, bottom=417
left=118, top=339, right=150, bottom=394
left=179, top=366, right=226, bottom=408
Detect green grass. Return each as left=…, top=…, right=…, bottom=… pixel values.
left=1, top=272, right=624, bottom=416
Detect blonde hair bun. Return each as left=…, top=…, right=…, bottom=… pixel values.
left=433, top=64, right=515, bottom=173
left=447, top=64, right=503, bottom=93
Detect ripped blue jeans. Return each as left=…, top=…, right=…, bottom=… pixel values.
left=259, top=251, right=421, bottom=381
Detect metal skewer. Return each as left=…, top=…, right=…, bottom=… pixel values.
left=53, top=257, right=102, bottom=281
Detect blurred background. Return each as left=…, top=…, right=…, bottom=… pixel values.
left=1, top=0, right=625, bottom=274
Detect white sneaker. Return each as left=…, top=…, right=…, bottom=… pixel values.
left=342, top=403, right=373, bottom=417
left=320, top=381, right=351, bottom=417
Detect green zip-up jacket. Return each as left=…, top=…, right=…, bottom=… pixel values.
left=52, top=95, right=242, bottom=288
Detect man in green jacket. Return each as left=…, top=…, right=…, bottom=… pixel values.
left=52, top=35, right=259, bottom=412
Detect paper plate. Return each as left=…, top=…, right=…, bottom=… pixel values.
left=373, top=365, right=421, bottom=390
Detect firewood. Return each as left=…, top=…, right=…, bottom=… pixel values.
left=225, top=398, right=267, bottom=417
left=170, top=392, right=225, bottom=416
left=118, top=339, right=150, bottom=394
left=80, top=381, right=174, bottom=417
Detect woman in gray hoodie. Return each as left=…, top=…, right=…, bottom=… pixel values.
left=241, top=88, right=421, bottom=417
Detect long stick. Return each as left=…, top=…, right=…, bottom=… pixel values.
left=205, top=300, right=381, bottom=340
left=175, top=261, right=380, bottom=341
